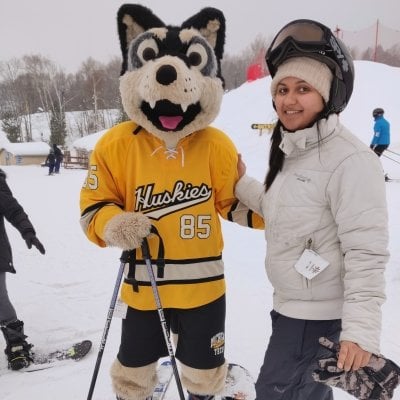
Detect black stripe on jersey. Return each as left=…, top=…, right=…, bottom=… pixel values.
left=134, top=255, right=222, bottom=264
left=124, top=274, right=224, bottom=286
left=133, top=125, right=142, bottom=135
left=227, top=200, right=239, bottom=222
left=247, top=210, right=254, bottom=228
left=81, top=201, right=123, bottom=217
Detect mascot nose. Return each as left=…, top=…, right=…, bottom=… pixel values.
left=156, top=64, right=177, bottom=85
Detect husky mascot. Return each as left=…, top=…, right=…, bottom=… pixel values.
left=80, top=4, right=262, bottom=400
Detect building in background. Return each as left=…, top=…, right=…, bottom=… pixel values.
left=0, top=132, right=50, bottom=166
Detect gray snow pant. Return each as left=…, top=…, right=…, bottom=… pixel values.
left=255, top=310, right=341, bottom=400
left=0, top=272, right=17, bottom=325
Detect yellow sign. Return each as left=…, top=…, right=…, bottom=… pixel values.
left=251, top=123, right=275, bottom=130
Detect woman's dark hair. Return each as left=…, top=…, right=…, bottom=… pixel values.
left=264, top=120, right=284, bottom=191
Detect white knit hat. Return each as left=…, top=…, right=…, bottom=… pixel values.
left=270, top=57, right=333, bottom=103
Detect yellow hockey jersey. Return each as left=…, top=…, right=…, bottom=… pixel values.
left=80, top=121, right=263, bottom=310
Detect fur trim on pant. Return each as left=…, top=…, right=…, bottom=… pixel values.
left=181, top=361, right=228, bottom=395
left=110, top=358, right=157, bottom=400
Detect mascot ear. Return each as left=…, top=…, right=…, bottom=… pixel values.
left=181, top=8, right=226, bottom=74
left=117, top=4, right=165, bottom=75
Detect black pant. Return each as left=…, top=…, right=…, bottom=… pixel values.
left=118, top=295, right=226, bottom=369
left=0, top=272, right=17, bottom=324
left=255, top=310, right=341, bottom=400
left=370, top=144, right=389, bottom=157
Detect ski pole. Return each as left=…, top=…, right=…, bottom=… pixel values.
left=386, top=149, right=400, bottom=157
left=141, top=238, right=186, bottom=400
left=382, top=153, right=400, bottom=165
left=87, top=250, right=128, bottom=400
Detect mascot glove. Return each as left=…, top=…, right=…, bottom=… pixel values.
left=24, top=232, right=46, bottom=254
left=312, top=337, right=400, bottom=400
left=103, top=212, right=152, bottom=251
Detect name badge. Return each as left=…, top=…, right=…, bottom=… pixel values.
left=294, top=249, right=329, bottom=280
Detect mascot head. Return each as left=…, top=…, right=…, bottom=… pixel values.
left=117, top=4, right=226, bottom=148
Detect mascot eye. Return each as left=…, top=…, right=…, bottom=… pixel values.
left=137, top=38, right=159, bottom=63
left=186, top=43, right=208, bottom=70
left=143, top=48, right=157, bottom=61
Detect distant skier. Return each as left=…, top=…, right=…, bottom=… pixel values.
left=370, top=107, right=390, bottom=157
left=0, top=168, right=45, bottom=370
left=370, top=108, right=391, bottom=181
left=53, top=144, right=64, bottom=174
left=45, top=148, right=56, bottom=175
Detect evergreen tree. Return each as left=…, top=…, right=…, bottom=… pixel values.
left=49, top=105, right=67, bottom=146
left=1, top=111, right=22, bottom=143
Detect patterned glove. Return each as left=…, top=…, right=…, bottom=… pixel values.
left=103, top=212, right=152, bottom=250
left=312, top=337, right=400, bottom=400
left=24, top=232, right=46, bottom=254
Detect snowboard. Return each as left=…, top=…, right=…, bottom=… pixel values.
left=22, top=339, right=92, bottom=372
left=154, top=361, right=256, bottom=400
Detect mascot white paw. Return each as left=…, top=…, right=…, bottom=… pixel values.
left=104, top=212, right=151, bottom=250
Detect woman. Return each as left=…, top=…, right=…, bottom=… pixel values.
left=0, top=168, right=45, bottom=370
left=236, top=20, right=389, bottom=399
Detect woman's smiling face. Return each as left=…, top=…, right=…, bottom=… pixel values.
left=274, top=76, right=325, bottom=131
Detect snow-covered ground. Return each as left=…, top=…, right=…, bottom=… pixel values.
left=1, top=61, right=400, bottom=399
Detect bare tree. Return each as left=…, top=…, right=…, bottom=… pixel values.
left=79, top=58, right=106, bottom=133
left=0, top=59, right=33, bottom=141
left=23, top=55, right=69, bottom=123
left=102, top=57, right=122, bottom=110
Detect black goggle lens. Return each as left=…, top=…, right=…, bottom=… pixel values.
left=267, top=20, right=339, bottom=76
left=270, top=22, right=326, bottom=52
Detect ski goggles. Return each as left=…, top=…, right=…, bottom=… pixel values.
left=266, top=19, right=339, bottom=75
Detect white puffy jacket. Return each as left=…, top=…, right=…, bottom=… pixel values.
left=235, top=114, right=389, bottom=354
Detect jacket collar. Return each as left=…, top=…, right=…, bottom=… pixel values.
left=279, top=114, right=339, bottom=156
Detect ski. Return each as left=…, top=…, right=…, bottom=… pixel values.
left=22, top=339, right=92, bottom=372
left=151, top=361, right=255, bottom=400
left=152, top=360, right=174, bottom=400
left=386, top=178, right=400, bottom=182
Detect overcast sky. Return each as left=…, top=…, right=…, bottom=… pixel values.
left=1, top=0, right=399, bottom=73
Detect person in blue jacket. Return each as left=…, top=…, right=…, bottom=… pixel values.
left=370, top=107, right=390, bottom=157
left=370, top=108, right=391, bottom=181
